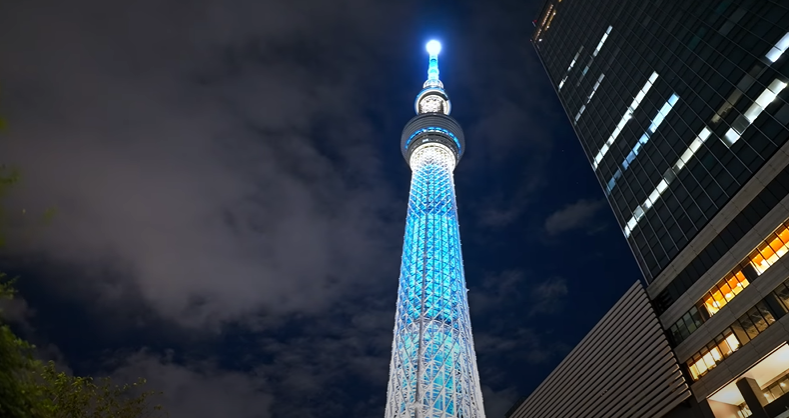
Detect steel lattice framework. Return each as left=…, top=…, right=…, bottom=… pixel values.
left=384, top=41, right=485, bottom=418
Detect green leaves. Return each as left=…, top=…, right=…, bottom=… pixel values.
left=37, top=362, right=165, bottom=418
left=0, top=280, right=166, bottom=418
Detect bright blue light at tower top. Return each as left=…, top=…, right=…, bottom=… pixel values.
left=426, top=40, right=442, bottom=55
left=426, top=40, right=442, bottom=83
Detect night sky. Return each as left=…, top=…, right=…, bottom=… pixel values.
left=0, top=0, right=642, bottom=417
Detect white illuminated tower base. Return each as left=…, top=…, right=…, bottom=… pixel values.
left=384, top=41, right=486, bottom=418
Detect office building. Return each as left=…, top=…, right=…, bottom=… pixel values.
left=510, top=0, right=789, bottom=417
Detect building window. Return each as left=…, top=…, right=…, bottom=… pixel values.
left=723, top=79, right=788, bottom=146
left=686, top=300, right=780, bottom=381
left=669, top=220, right=789, bottom=346
left=760, top=373, right=789, bottom=404
left=747, top=225, right=789, bottom=275
left=738, top=403, right=752, bottom=417
left=702, top=269, right=749, bottom=316
left=766, top=32, right=789, bottom=63
left=687, top=327, right=740, bottom=380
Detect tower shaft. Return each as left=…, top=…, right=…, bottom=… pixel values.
left=385, top=144, right=485, bottom=418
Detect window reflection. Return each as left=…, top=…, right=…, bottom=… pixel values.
left=670, top=221, right=789, bottom=347
left=686, top=301, right=781, bottom=381
left=749, top=225, right=789, bottom=274
left=757, top=372, right=789, bottom=408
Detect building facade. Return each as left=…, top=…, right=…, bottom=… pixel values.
left=512, top=0, right=789, bottom=417
left=383, top=41, right=486, bottom=418
left=506, top=282, right=692, bottom=418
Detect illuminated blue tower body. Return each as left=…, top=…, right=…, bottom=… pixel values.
left=384, top=41, right=486, bottom=418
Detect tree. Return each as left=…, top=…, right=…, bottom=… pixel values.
left=0, top=279, right=166, bottom=418
left=0, top=278, right=46, bottom=418
left=0, top=109, right=163, bottom=417
left=38, top=362, right=165, bottom=418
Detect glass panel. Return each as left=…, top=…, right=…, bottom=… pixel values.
left=758, top=303, right=776, bottom=325
left=749, top=308, right=769, bottom=332
left=689, top=362, right=700, bottom=380
left=693, top=353, right=708, bottom=376
left=759, top=241, right=779, bottom=268
left=725, top=331, right=741, bottom=352
left=670, top=324, right=682, bottom=343
left=769, top=233, right=787, bottom=252
left=717, top=338, right=733, bottom=357
left=719, top=282, right=734, bottom=301
left=778, top=225, right=789, bottom=244
left=775, top=284, right=789, bottom=310
left=702, top=350, right=717, bottom=369
left=732, top=322, right=751, bottom=344
left=770, top=385, right=784, bottom=402
left=704, top=293, right=719, bottom=315
left=710, top=346, right=723, bottom=361
left=727, top=274, right=744, bottom=295
left=690, top=308, right=704, bottom=327
left=687, top=318, right=698, bottom=333
left=770, top=234, right=789, bottom=263
left=740, top=316, right=760, bottom=339
left=750, top=248, right=768, bottom=274
left=712, top=289, right=726, bottom=308
left=734, top=270, right=749, bottom=286
left=780, top=377, right=789, bottom=391
left=678, top=322, right=690, bottom=339
left=764, top=390, right=775, bottom=403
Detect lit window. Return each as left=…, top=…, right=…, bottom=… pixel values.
left=709, top=346, right=723, bottom=362
left=593, top=72, right=658, bottom=170
left=573, top=74, right=605, bottom=124
left=558, top=46, right=583, bottom=90
left=748, top=224, right=789, bottom=275
left=702, top=350, right=717, bottom=370
left=574, top=105, right=585, bottom=123
left=686, top=328, right=746, bottom=381
left=588, top=74, right=604, bottom=101
left=766, top=32, right=789, bottom=63
left=725, top=332, right=740, bottom=352
left=577, top=26, right=612, bottom=86
left=624, top=117, right=707, bottom=237
left=688, top=362, right=700, bottom=380
left=606, top=94, right=679, bottom=194
left=700, top=266, right=750, bottom=317
left=723, top=79, right=788, bottom=147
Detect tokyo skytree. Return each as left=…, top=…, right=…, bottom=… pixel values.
left=383, top=40, right=486, bottom=418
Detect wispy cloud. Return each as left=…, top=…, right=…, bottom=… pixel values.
left=111, top=351, right=274, bottom=418
left=544, top=198, right=606, bottom=235
left=529, top=277, right=568, bottom=316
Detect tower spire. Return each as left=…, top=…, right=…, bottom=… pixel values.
left=415, top=40, right=452, bottom=115
left=425, top=40, right=442, bottom=88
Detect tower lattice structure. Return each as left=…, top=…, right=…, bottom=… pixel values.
left=384, top=41, right=486, bottom=418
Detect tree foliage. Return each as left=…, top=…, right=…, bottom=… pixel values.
left=0, top=279, right=166, bottom=418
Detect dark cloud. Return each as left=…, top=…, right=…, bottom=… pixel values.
left=0, top=0, right=412, bottom=327
left=112, top=351, right=274, bottom=418
left=544, top=198, right=606, bottom=235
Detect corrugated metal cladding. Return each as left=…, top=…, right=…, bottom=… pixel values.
left=507, top=282, right=691, bottom=418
